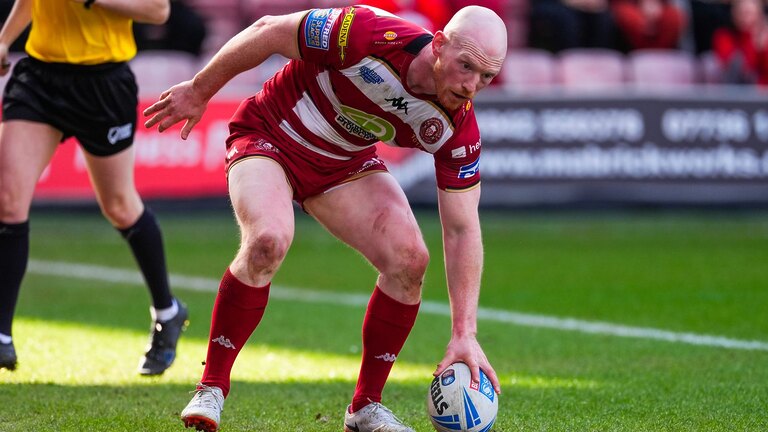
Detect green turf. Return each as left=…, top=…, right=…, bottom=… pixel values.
left=1, top=209, right=766, bottom=431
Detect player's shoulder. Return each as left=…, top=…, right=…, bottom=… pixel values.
left=351, top=5, right=433, bottom=49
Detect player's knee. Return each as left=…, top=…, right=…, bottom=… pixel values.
left=99, top=196, right=142, bottom=228
left=242, top=230, right=291, bottom=274
left=390, top=240, right=430, bottom=288
left=0, top=189, right=29, bottom=222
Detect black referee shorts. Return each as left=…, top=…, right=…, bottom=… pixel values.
left=2, top=56, right=138, bottom=157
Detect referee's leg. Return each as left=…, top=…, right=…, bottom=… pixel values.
left=0, top=120, right=62, bottom=370
left=84, top=146, right=187, bottom=375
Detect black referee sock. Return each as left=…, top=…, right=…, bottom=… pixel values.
left=0, top=221, right=30, bottom=336
left=119, top=209, right=174, bottom=310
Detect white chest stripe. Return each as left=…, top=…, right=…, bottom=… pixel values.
left=292, top=92, right=372, bottom=153
left=279, top=120, right=351, bottom=161
left=340, top=57, right=454, bottom=153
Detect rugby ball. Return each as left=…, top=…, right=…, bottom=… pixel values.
left=427, top=362, right=498, bottom=432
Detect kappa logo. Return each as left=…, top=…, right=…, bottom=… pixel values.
left=226, top=147, right=238, bottom=160
left=212, top=335, right=236, bottom=350
left=107, top=123, right=132, bottom=145
left=338, top=8, right=355, bottom=63
left=384, top=96, right=409, bottom=115
left=375, top=353, right=397, bottom=362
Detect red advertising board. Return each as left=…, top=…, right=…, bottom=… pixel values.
left=32, top=99, right=412, bottom=201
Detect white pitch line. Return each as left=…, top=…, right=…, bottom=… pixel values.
left=27, top=259, right=768, bottom=352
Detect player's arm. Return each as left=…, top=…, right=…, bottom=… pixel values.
left=70, top=0, right=170, bottom=24
left=435, top=186, right=501, bottom=394
left=144, top=11, right=305, bottom=139
left=0, top=0, right=31, bottom=74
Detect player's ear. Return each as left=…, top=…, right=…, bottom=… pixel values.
left=432, top=31, right=447, bottom=57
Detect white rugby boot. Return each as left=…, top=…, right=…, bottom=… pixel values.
left=180, top=384, right=224, bottom=432
left=343, top=402, right=415, bottom=432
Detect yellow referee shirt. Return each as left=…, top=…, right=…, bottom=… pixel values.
left=26, top=0, right=136, bottom=64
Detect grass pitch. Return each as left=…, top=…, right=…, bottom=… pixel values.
left=0, top=208, right=766, bottom=431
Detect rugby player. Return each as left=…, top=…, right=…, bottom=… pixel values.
left=145, top=5, right=506, bottom=431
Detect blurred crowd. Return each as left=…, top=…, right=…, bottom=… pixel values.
left=0, top=0, right=766, bottom=87
left=527, top=0, right=768, bottom=86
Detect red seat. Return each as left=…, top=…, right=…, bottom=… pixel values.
left=629, top=49, right=697, bottom=89
left=557, top=49, right=627, bottom=91
left=502, top=48, right=556, bottom=92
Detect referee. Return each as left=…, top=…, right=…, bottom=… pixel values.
left=0, top=0, right=188, bottom=376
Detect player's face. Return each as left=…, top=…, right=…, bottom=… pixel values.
left=433, top=36, right=500, bottom=110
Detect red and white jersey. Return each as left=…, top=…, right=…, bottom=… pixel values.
left=232, top=5, right=482, bottom=191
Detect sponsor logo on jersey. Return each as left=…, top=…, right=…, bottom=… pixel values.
left=384, top=30, right=397, bottom=41
left=107, top=123, right=132, bottom=144
left=419, top=118, right=444, bottom=144
left=458, top=159, right=480, bottom=179
left=305, top=8, right=338, bottom=50
left=469, top=139, right=481, bottom=154
left=339, top=105, right=396, bottom=142
left=385, top=96, right=409, bottom=114
left=336, top=114, right=377, bottom=141
left=374, top=353, right=397, bottom=362
left=359, top=66, right=384, bottom=84
left=451, top=146, right=466, bottom=159
left=338, top=8, right=355, bottom=63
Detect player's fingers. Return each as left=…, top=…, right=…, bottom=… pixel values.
left=157, top=115, right=184, bottom=133
left=468, top=362, right=481, bottom=385
left=0, top=59, right=11, bottom=76
left=180, top=117, right=200, bottom=140
left=434, top=356, right=455, bottom=376
left=143, top=97, right=170, bottom=116
left=482, top=363, right=502, bottom=394
left=144, top=112, right=167, bottom=129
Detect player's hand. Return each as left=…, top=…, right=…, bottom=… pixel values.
left=143, top=80, right=208, bottom=140
left=434, top=333, right=501, bottom=394
left=0, top=44, right=11, bottom=77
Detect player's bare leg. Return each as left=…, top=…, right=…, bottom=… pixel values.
left=305, top=172, right=425, bottom=432
left=181, top=157, right=295, bottom=432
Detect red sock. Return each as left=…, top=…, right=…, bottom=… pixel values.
left=351, top=286, right=420, bottom=412
left=200, top=268, right=269, bottom=397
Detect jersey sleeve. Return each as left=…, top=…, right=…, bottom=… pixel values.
left=433, top=111, right=482, bottom=191
left=298, top=6, right=375, bottom=69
